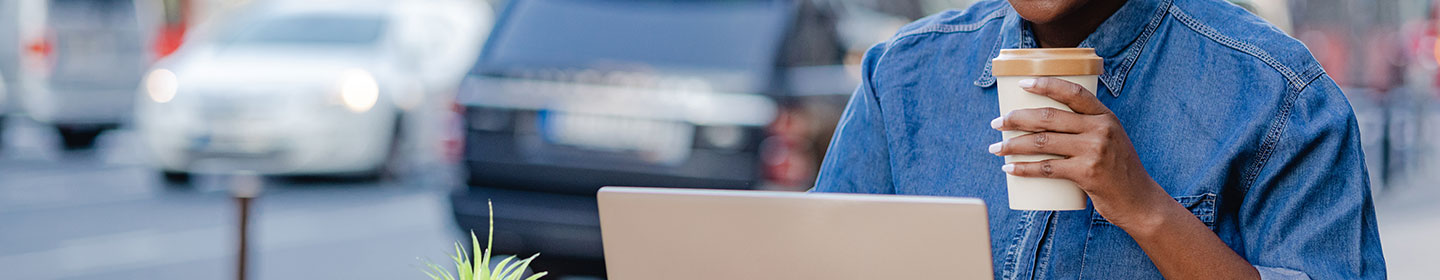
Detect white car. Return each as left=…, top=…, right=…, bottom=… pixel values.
left=15, top=0, right=149, bottom=150
left=136, top=0, right=474, bottom=182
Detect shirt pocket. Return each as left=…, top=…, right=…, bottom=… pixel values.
left=1078, top=193, right=1217, bottom=280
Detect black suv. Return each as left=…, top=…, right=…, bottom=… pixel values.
left=449, top=0, right=859, bottom=275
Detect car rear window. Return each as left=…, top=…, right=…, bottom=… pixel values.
left=226, top=15, right=387, bottom=47
left=49, top=0, right=139, bottom=28
left=477, top=0, right=793, bottom=92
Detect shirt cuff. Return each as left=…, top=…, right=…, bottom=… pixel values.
left=1256, top=265, right=1311, bottom=280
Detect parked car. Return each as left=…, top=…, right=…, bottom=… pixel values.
left=135, top=0, right=478, bottom=182
left=14, top=0, right=149, bottom=150
left=0, top=1, right=22, bottom=112
left=448, top=0, right=877, bottom=275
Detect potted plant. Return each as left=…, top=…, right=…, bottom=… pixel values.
left=423, top=201, right=547, bottom=280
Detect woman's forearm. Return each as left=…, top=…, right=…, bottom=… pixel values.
left=990, top=78, right=1263, bottom=279
left=1120, top=191, right=1260, bottom=280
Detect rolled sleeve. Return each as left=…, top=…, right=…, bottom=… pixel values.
left=1256, top=265, right=1312, bottom=280
left=1238, top=75, right=1386, bottom=279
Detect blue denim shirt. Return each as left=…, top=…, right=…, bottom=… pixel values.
left=811, top=0, right=1386, bottom=279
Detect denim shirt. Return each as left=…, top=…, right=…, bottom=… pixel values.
left=811, top=0, right=1386, bottom=279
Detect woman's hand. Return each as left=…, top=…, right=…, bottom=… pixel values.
left=987, top=77, right=1170, bottom=231
left=988, top=77, right=1259, bottom=280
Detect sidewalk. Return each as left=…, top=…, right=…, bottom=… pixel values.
left=1374, top=149, right=1440, bottom=278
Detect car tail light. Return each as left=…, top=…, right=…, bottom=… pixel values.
left=153, top=25, right=187, bottom=61
left=22, top=30, right=56, bottom=75
left=760, top=108, right=814, bottom=190
left=26, top=38, right=51, bottom=58
left=760, top=135, right=800, bottom=186
left=442, top=100, right=467, bottom=163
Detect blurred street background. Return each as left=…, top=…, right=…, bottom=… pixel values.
left=0, top=0, right=1437, bottom=279
left=0, top=117, right=461, bottom=279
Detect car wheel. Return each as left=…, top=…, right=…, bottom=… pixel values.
left=56, top=125, right=103, bottom=151
left=161, top=170, right=192, bottom=185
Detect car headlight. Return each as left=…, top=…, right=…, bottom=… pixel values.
left=145, top=69, right=179, bottom=103
left=337, top=69, right=379, bottom=113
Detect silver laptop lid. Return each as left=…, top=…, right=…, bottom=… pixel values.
left=598, top=187, right=993, bottom=280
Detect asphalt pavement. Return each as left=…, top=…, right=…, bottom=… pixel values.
left=0, top=109, right=1436, bottom=279
left=1372, top=145, right=1440, bottom=278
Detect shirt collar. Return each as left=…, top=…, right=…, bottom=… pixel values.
left=975, top=0, right=1171, bottom=97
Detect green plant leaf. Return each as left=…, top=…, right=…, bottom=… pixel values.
left=422, top=264, right=442, bottom=280
left=493, top=255, right=526, bottom=279
left=492, top=255, right=519, bottom=278
left=453, top=242, right=473, bottom=280
left=423, top=259, right=456, bottom=280
left=503, top=254, right=541, bottom=280
left=421, top=199, right=545, bottom=280
left=471, top=230, right=487, bottom=280
left=482, top=200, right=496, bottom=279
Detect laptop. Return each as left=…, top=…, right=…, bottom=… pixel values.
left=597, top=187, right=993, bottom=280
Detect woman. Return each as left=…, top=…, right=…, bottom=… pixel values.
left=811, top=0, right=1386, bottom=279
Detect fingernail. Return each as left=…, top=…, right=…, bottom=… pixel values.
left=990, top=117, right=1003, bottom=129
left=988, top=142, right=1002, bottom=154
left=1018, top=79, right=1036, bottom=88
left=1002, top=164, right=1015, bottom=173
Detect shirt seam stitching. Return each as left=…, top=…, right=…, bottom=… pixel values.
left=1033, top=212, right=1058, bottom=279
left=866, top=46, right=899, bottom=193
left=874, top=7, right=1008, bottom=109
left=1001, top=210, right=1035, bottom=280
left=888, top=8, right=1008, bottom=45
left=873, top=9, right=1008, bottom=191
left=974, top=33, right=1004, bottom=87
left=1168, top=5, right=1308, bottom=92
left=1104, top=0, right=1173, bottom=96
left=1240, top=71, right=1325, bottom=193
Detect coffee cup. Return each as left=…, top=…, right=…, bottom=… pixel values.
left=990, top=48, right=1103, bottom=211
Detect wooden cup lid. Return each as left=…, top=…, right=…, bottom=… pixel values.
left=991, top=48, right=1103, bottom=76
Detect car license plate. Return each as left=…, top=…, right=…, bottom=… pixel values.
left=538, top=111, right=693, bottom=165
left=192, top=120, right=273, bottom=154
left=60, top=33, right=116, bottom=76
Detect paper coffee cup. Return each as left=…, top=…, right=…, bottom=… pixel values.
left=991, top=48, right=1103, bottom=211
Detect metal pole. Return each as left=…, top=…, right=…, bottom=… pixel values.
left=232, top=173, right=263, bottom=280
left=236, top=195, right=250, bottom=280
